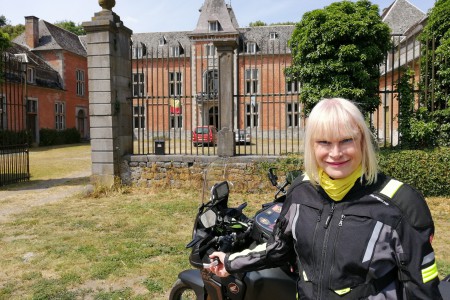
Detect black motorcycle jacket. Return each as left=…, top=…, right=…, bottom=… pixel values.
left=224, top=173, right=442, bottom=299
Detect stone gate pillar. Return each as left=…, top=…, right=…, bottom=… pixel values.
left=83, top=3, right=133, bottom=186
left=215, top=40, right=238, bottom=157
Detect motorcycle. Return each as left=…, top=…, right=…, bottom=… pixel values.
left=169, top=167, right=300, bottom=300
left=169, top=166, right=450, bottom=300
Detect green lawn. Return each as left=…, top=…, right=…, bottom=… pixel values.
left=0, top=144, right=447, bottom=299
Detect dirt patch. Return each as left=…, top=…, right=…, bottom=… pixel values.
left=0, top=145, right=92, bottom=223
left=0, top=169, right=91, bottom=222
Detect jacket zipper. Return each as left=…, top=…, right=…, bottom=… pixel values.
left=328, top=214, right=346, bottom=290
left=324, top=202, right=336, bottom=229
left=311, top=208, right=322, bottom=280
left=317, top=202, right=336, bottom=299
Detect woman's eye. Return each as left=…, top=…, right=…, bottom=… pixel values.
left=341, top=138, right=353, bottom=144
left=317, top=141, right=330, bottom=145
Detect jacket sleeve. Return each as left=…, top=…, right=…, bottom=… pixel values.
left=224, top=191, right=298, bottom=273
left=392, top=184, right=442, bottom=299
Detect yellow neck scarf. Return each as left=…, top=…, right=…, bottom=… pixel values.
left=319, top=165, right=363, bottom=201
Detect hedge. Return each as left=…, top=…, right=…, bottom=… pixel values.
left=378, top=148, right=450, bottom=197
left=263, top=149, right=449, bottom=197
left=39, top=128, right=81, bottom=146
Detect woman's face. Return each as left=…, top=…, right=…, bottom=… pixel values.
left=314, top=130, right=363, bottom=179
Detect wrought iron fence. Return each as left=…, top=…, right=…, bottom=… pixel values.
left=130, top=32, right=302, bottom=156
left=374, top=33, right=444, bottom=147
left=0, top=52, right=30, bottom=186
left=131, top=32, right=445, bottom=154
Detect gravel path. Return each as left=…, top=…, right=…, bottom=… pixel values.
left=0, top=169, right=91, bottom=223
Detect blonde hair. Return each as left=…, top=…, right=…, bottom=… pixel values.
left=304, top=98, right=378, bottom=185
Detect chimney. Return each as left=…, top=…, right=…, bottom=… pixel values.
left=25, top=16, right=39, bottom=49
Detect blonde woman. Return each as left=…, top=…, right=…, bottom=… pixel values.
left=210, top=98, right=442, bottom=299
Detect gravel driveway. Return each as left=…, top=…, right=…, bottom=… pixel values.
left=0, top=145, right=92, bottom=223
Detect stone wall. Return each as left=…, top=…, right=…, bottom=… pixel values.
left=121, top=155, right=280, bottom=192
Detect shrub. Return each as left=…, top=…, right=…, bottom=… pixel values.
left=39, top=128, right=81, bottom=146
left=0, top=129, right=32, bottom=145
left=62, top=128, right=81, bottom=144
left=378, top=148, right=450, bottom=197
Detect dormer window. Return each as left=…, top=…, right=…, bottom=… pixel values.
left=245, top=42, right=257, bottom=54
left=133, top=47, right=143, bottom=58
left=159, top=36, right=166, bottom=46
left=170, top=45, right=184, bottom=57
left=208, top=20, right=220, bottom=32
left=269, top=32, right=278, bottom=40
left=27, top=67, right=35, bottom=83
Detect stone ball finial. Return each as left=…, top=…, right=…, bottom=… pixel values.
left=98, top=0, right=116, bottom=10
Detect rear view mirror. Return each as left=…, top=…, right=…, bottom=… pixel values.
left=286, top=170, right=301, bottom=184
left=268, top=168, right=278, bottom=186
left=211, top=181, right=229, bottom=202
left=200, top=209, right=217, bottom=228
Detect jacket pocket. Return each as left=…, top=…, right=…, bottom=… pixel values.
left=295, top=203, right=322, bottom=281
left=330, top=209, right=382, bottom=289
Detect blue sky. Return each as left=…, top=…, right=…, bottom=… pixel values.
left=1, top=0, right=435, bottom=33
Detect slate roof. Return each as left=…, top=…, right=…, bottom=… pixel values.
left=13, top=20, right=87, bottom=57
left=192, top=0, right=239, bottom=34
left=4, top=43, right=63, bottom=89
left=131, top=24, right=295, bottom=57
left=238, top=25, right=294, bottom=54
left=132, top=31, right=193, bottom=57
left=381, top=0, right=426, bottom=35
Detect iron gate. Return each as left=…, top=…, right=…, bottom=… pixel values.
left=130, top=28, right=302, bottom=156
left=0, top=52, right=30, bottom=186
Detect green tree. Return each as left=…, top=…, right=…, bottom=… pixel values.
left=0, top=15, right=6, bottom=27
left=249, top=20, right=267, bottom=27
left=286, top=0, right=391, bottom=115
left=270, top=22, right=296, bottom=26
left=419, top=0, right=450, bottom=111
left=411, top=0, right=450, bottom=148
left=0, top=15, right=11, bottom=51
left=0, top=15, right=25, bottom=40
left=54, top=20, right=86, bottom=35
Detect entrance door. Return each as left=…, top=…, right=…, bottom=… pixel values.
left=26, top=99, right=38, bottom=144
left=209, top=106, right=218, bottom=128
left=77, top=109, right=86, bottom=138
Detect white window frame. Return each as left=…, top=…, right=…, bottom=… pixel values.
left=159, top=36, right=166, bottom=46
left=27, top=67, right=35, bottom=83
left=133, top=105, right=146, bottom=129
left=286, top=79, right=300, bottom=94
left=27, top=98, right=38, bottom=114
left=55, top=101, right=65, bottom=131
left=269, top=32, right=278, bottom=40
left=133, top=47, right=143, bottom=58
left=132, top=73, right=145, bottom=97
left=245, top=102, right=259, bottom=128
left=245, top=42, right=257, bottom=54
left=287, top=102, right=300, bottom=128
left=205, top=69, right=219, bottom=96
left=245, top=69, right=259, bottom=94
left=76, top=69, right=85, bottom=96
left=208, top=21, right=220, bottom=32
left=170, top=115, right=183, bottom=129
left=205, top=44, right=216, bottom=57
left=169, top=72, right=182, bottom=97
left=170, top=46, right=181, bottom=57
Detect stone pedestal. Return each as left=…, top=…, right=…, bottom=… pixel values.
left=83, top=10, right=133, bottom=186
